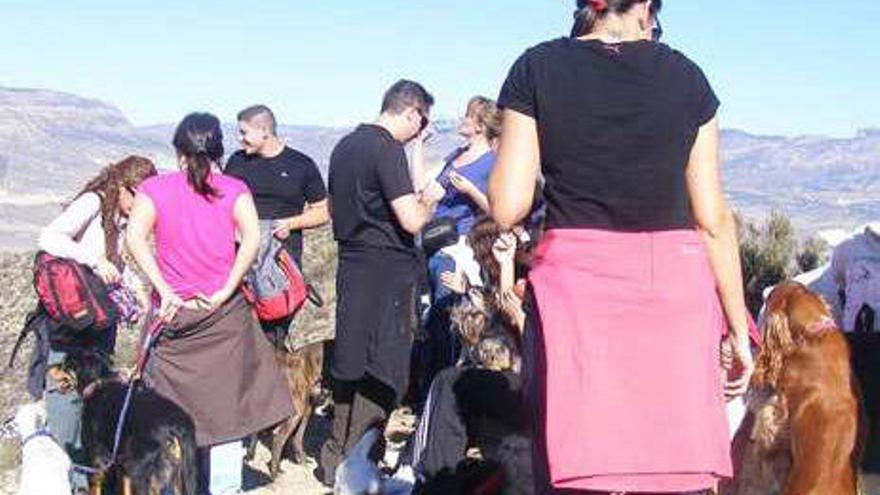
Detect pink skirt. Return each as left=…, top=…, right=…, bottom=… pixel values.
left=528, top=229, right=732, bottom=492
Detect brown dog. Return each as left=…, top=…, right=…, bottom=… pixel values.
left=247, top=340, right=324, bottom=479
left=726, top=282, right=863, bottom=495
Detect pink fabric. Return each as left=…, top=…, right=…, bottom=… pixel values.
left=529, top=229, right=732, bottom=492
left=139, top=172, right=248, bottom=299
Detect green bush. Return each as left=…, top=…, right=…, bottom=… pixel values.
left=737, top=210, right=830, bottom=316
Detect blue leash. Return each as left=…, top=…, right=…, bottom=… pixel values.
left=71, top=320, right=164, bottom=475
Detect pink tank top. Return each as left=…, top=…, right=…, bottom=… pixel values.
left=139, top=172, right=249, bottom=299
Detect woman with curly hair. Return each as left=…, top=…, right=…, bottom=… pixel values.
left=38, top=154, right=157, bottom=492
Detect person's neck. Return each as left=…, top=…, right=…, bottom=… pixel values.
left=258, top=137, right=285, bottom=159
left=581, top=17, right=644, bottom=44
left=464, top=138, right=490, bottom=156
left=374, top=114, right=408, bottom=143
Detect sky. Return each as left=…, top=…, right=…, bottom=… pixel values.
left=2, top=0, right=878, bottom=137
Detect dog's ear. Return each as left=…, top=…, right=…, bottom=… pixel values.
left=754, top=309, right=793, bottom=389
left=59, top=349, right=114, bottom=393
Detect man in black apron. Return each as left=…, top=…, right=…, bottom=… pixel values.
left=320, top=80, right=443, bottom=483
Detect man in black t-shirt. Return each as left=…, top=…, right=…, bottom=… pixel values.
left=225, top=104, right=329, bottom=346
left=318, top=80, right=444, bottom=484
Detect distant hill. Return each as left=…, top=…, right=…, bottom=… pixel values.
left=720, top=128, right=880, bottom=232
left=0, top=87, right=174, bottom=194
left=0, top=87, right=174, bottom=249
left=0, top=85, right=878, bottom=250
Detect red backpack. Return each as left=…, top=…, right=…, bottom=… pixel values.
left=33, top=251, right=116, bottom=332
left=242, top=241, right=310, bottom=322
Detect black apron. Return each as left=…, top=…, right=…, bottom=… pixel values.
left=331, top=245, right=418, bottom=401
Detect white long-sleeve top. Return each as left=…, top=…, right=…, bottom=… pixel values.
left=38, top=192, right=107, bottom=268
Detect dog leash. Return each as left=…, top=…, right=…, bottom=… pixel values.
left=71, top=319, right=166, bottom=476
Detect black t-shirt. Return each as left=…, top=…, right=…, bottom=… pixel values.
left=225, top=146, right=327, bottom=263
left=498, top=38, right=719, bottom=231
left=328, top=124, right=415, bottom=253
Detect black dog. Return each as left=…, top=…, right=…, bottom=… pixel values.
left=57, top=350, right=198, bottom=495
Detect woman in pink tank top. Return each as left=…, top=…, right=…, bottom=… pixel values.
left=127, top=113, right=292, bottom=494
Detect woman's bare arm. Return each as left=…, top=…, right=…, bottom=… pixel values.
left=205, top=193, right=260, bottom=308
left=125, top=193, right=185, bottom=322
left=686, top=116, right=753, bottom=396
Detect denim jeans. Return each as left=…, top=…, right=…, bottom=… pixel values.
left=46, top=349, right=89, bottom=492
left=44, top=326, right=117, bottom=485
left=202, top=440, right=243, bottom=495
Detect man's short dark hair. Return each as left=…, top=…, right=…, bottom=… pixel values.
left=380, top=80, right=434, bottom=115
left=237, top=104, right=277, bottom=136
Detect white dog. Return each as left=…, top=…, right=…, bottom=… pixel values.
left=7, top=402, right=72, bottom=495
left=334, top=428, right=413, bottom=495
left=335, top=428, right=383, bottom=495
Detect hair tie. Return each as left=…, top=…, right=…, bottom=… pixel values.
left=588, top=0, right=609, bottom=12
left=193, top=136, right=210, bottom=155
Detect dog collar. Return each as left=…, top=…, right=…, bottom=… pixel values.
left=21, top=429, right=54, bottom=446
left=806, top=316, right=836, bottom=335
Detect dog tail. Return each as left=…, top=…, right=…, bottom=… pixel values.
left=181, top=430, right=199, bottom=495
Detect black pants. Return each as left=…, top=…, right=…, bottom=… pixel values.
left=321, top=248, right=417, bottom=483
left=319, top=374, right=397, bottom=483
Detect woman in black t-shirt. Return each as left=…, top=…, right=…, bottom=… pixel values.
left=489, top=0, right=753, bottom=492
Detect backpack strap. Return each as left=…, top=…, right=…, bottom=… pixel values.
left=7, top=309, right=43, bottom=369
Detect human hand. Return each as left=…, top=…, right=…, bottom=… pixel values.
left=417, top=125, right=434, bottom=144
left=499, top=289, right=526, bottom=332
left=272, top=219, right=292, bottom=240
left=95, top=258, right=121, bottom=285
left=492, top=232, right=517, bottom=265
left=440, top=270, right=468, bottom=295
left=724, top=333, right=754, bottom=399
left=421, top=179, right=446, bottom=205
left=157, top=288, right=186, bottom=324
left=194, top=285, right=235, bottom=313
left=448, top=171, right=476, bottom=195
left=720, top=336, right=733, bottom=371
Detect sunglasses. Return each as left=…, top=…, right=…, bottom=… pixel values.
left=652, top=18, right=663, bottom=42
left=417, top=108, right=430, bottom=132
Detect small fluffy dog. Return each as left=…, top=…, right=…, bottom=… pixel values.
left=246, top=340, right=324, bottom=479
left=724, top=282, right=863, bottom=495
left=450, top=302, right=520, bottom=373
left=56, top=350, right=198, bottom=495
left=4, top=402, right=71, bottom=495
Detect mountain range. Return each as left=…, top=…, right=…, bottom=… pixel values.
left=0, top=85, right=878, bottom=250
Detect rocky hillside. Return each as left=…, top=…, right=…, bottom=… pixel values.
left=0, top=87, right=174, bottom=194
left=1, top=85, right=879, bottom=252
left=0, top=87, right=176, bottom=250
left=722, top=128, right=880, bottom=232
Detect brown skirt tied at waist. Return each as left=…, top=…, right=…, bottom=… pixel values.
left=145, top=293, right=292, bottom=447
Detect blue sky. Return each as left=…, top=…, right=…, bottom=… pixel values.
left=2, top=1, right=878, bottom=137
